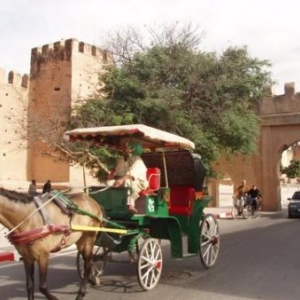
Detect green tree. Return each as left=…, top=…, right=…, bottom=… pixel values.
left=281, top=159, right=300, bottom=179
left=70, top=23, right=273, bottom=179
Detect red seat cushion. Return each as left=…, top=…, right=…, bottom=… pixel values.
left=139, top=168, right=161, bottom=196
left=169, top=185, right=195, bottom=215
left=147, top=168, right=161, bottom=190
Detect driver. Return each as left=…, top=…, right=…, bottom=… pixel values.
left=108, top=141, right=148, bottom=214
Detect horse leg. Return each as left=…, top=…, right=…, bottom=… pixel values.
left=76, top=237, right=95, bottom=300
left=23, top=259, right=35, bottom=300
left=37, top=255, right=59, bottom=300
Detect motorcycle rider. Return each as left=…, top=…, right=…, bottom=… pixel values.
left=233, top=180, right=250, bottom=207
left=247, top=184, right=262, bottom=212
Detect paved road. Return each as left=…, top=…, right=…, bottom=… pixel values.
left=1, top=207, right=300, bottom=300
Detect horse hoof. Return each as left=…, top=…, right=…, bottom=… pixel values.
left=90, top=276, right=101, bottom=286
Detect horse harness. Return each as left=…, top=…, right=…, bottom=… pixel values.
left=7, top=191, right=101, bottom=251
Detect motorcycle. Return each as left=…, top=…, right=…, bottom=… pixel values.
left=231, top=195, right=260, bottom=219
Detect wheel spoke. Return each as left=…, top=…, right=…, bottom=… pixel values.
left=141, top=266, right=152, bottom=281
left=140, top=262, right=152, bottom=270
left=201, top=239, right=211, bottom=247
left=199, top=214, right=220, bottom=269
left=138, top=239, right=163, bottom=290
left=140, top=255, right=152, bottom=265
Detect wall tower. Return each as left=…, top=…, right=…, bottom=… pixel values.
left=28, top=38, right=109, bottom=183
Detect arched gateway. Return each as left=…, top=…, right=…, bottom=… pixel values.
left=213, top=83, right=300, bottom=211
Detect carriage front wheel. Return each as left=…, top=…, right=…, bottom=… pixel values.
left=199, top=213, right=220, bottom=269
left=137, top=238, right=163, bottom=291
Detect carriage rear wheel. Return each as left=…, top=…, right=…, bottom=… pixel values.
left=199, top=213, right=220, bottom=269
left=76, top=246, right=109, bottom=284
left=137, top=238, right=163, bottom=291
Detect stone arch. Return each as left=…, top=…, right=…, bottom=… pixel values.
left=219, top=82, right=300, bottom=211
left=212, top=154, right=258, bottom=206
left=259, top=121, right=300, bottom=210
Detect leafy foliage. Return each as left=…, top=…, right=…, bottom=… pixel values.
left=71, top=24, right=273, bottom=177
left=281, top=159, right=300, bottom=179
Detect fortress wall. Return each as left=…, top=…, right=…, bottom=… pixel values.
left=28, top=38, right=109, bottom=183
left=29, top=38, right=109, bottom=109
left=29, top=40, right=74, bottom=182
left=0, top=68, right=29, bottom=182
left=70, top=39, right=110, bottom=105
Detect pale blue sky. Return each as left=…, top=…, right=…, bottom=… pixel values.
left=1, top=0, right=300, bottom=94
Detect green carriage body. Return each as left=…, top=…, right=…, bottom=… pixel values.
left=65, top=124, right=220, bottom=290
left=88, top=149, right=212, bottom=259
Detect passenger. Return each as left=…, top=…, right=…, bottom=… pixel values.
left=28, top=179, right=38, bottom=196
left=109, top=141, right=148, bottom=214
left=247, top=185, right=262, bottom=211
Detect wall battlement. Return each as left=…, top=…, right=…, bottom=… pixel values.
left=0, top=67, right=29, bottom=88
left=31, top=38, right=108, bottom=69
left=259, top=82, right=300, bottom=115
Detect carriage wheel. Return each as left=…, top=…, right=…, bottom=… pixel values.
left=199, top=213, right=220, bottom=269
left=76, top=246, right=109, bottom=283
left=137, top=238, right=163, bottom=291
left=242, top=205, right=252, bottom=219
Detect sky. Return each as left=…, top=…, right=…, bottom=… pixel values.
left=1, top=0, right=300, bottom=94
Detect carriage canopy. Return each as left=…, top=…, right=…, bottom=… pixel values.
left=64, top=124, right=195, bottom=151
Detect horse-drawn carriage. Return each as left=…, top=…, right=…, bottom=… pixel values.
left=0, top=124, right=220, bottom=300
left=65, top=124, right=220, bottom=291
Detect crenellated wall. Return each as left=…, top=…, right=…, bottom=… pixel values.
left=0, top=68, right=29, bottom=87
left=0, top=68, right=29, bottom=183
left=259, top=83, right=300, bottom=115
left=0, top=38, right=109, bottom=188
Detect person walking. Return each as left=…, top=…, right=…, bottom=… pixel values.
left=28, top=180, right=38, bottom=196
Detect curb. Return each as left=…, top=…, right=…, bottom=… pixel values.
left=0, top=250, right=21, bottom=262
left=0, top=244, right=77, bottom=263
left=215, top=212, right=232, bottom=219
